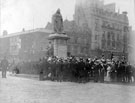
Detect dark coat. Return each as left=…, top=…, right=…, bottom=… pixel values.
left=1, top=58, right=9, bottom=71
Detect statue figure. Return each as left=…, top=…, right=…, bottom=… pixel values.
left=46, top=41, right=54, bottom=57
left=52, top=9, right=64, bottom=34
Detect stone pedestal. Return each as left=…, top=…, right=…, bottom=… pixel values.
left=48, top=33, right=70, bottom=58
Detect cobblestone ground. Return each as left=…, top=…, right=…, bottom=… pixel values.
left=0, top=73, right=135, bottom=103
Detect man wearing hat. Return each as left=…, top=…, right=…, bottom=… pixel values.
left=1, top=56, right=9, bottom=78
left=99, top=59, right=106, bottom=83
left=93, top=60, right=100, bottom=82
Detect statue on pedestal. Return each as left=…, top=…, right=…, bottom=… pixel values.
left=52, top=9, right=64, bottom=34
left=49, top=9, right=69, bottom=58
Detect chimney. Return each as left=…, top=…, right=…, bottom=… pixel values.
left=22, top=28, right=25, bottom=32
left=3, top=30, right=8, bottom=36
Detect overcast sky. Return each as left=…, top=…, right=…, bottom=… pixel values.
left=1, top=0, right=135, bottom=35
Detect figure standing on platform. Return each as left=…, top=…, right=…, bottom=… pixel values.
left=52, top=8, right=64, bottom=34
left=1, top=56, right=9, bottom=78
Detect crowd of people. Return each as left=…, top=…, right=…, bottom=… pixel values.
left=38, top=56, right=135, bottom=83
left=1, top=55, right=135, bottom=84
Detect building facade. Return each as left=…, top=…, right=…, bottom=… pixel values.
left=0, top=0, right=129, bottom=62
left=0, top=29, right=52, bottom=63
left=128, top=30, right=135, bottom=64
left=73, top=0, right=129, bottom=59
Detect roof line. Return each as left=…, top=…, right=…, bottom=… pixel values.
left=0, top=28, right=53, bottom=38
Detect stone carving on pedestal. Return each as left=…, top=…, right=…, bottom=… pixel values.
left=48, top=9, right=70, bottom=58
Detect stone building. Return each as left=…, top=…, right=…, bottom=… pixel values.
left=0, top=29, right=52, bottom=62
left=46, top=19, right=92, bottom=57
left=74, top=0, right=129, bottom=59
left=0, top=0, right=129, bottom=62
left=46, top=0, right=129, bottom=59
left=128, top=30, right=135, bottom=64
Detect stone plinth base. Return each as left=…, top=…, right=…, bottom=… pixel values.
left=48, top=33, right=70, bottom=58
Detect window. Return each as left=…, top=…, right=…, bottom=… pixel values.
left=112, top=32, right=115, bottom=40
left=116, top=42, right=120, bottom=49
left=84, top=38, right=87, bottom=44
left=112, top=23, right=115, bottom=28
left=95, top=19, right=100, bottom=31
left=81, top=38, right=84, bottom=44
left=73, top=46, right=78, bottom=54
left=102, top=31, right=106, bottom=40
left=75, top=37, right=78, bottom=44
left=112, top=41, right=115, bottom=48
left=95, top=35, right=98, bottom=40
left=84, top=48, right=87, bottom=54
left=117, top=24, right=120, bottom=30
left=85, top=48, right=89, bottom=54
left=107, top=40, right=111, bottom=47
left=86, top=39, right=89, bottom=45
left=107, top=23, right=111, bottom=28
left=71, top=46, right=74, bottom=52
left=102, top=21, right=108, bottom=27
left=80, top=46, right=83, bottom=53
left=102, top=21, right=105, bottom=26
left=102, top=40, right=106, bottom=49
left=124, top=26, right=128, bottom=32
left=117, top=34, right=120, bottom=40
left=69, top=37, right=74, bottom=43
left=107, top=32, right=111, bottom=40
left=78, top=38, right=81, bottom=44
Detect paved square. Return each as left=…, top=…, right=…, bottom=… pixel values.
left=0, top=74, right=135, bottom=103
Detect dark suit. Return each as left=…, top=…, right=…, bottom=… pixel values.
left=93, top=64, right=100, bottom=82
left=1, top=58, right=9, bottom=78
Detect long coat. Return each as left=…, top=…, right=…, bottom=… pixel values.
left=1, top=58, right=9, bottom=71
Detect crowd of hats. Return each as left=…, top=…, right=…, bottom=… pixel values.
left=38, top=56, right=135, bottom=83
